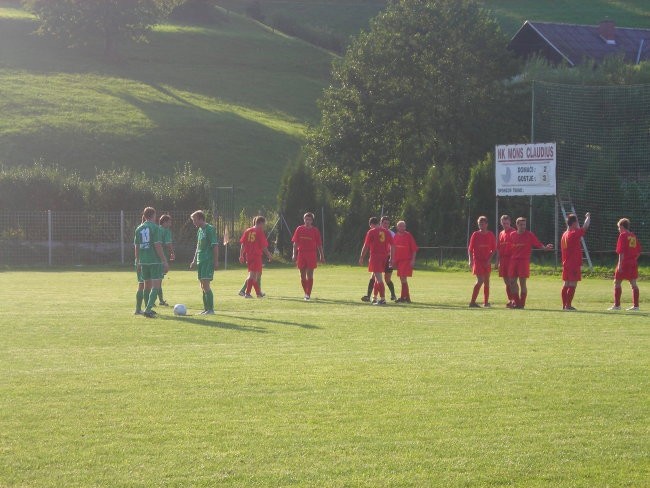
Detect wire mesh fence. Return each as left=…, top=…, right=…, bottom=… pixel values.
left=0, top=210, right=208, bottom=266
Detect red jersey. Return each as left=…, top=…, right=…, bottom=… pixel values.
left=292, top=225, right=322, bottom=252
left=561, top=227, right=585, bottom=267
left=498, top=228, right=515, bottom=258
left=364, top=226, right=394, bottom=257
left=240, top=226, right=269, bottom=256
left=393, top=231, right=418, bottom=261
left=469, top=231, right=496, bottom=262
left=616, top=231, right=641, bottom=263
left=509, top=230, right=544, bottom=260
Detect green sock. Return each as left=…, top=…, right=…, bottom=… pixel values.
left=240, top=281, right=246, bottom=294
left=145, top=288, right=158, bottom=311
left=202, top=291, right=208, bottom=310
left=136, top=290, right=144, bottom=311
left=206, top=290, right=214, bottom=311
left=144, top=289, right=150, bottom=306
left=158, top=288, right=164, bottom=303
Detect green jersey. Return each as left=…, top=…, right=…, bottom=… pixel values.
left=161, top=226, right=173, bottom=260
left=134, top=220, right=162, bottom=265
left=195, top=224, right=218, bottom=264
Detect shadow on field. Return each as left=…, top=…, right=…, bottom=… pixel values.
left=246, top=316, right=321, bottom=329
left=157, top=314, right=268, bottom=333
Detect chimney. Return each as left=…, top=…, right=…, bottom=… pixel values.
left=598, top=20, right=616, bottom=45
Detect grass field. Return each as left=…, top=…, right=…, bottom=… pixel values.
left=2, top=266, right=648, bottom=486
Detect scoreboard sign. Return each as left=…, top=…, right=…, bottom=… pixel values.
left=495, top=142, right=556, bottom=196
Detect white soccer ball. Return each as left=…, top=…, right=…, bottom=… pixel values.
left=173, top=304, right=187, bottom=316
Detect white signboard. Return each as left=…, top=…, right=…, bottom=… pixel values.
left=495, top=142, right=556, bottom=196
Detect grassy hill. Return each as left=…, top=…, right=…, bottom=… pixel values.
left=0, top=2, right=334, bottom=210
left=229, top=0, right=650, bottom=38
left=2, top=0, right=650, bottom=210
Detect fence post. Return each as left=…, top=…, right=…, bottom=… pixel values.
left=48, top=210, right=52, bottom=266
left=439, top=247, right=443, bottom=267
left=120, top=210, right=125, bottom=265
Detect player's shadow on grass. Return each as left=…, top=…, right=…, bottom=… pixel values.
left=157, top=315, right=268, bottom=333
left=228, top=317, right=322, bottom=329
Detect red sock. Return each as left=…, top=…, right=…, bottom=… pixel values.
left=520, top=292, right=527, bottom=308
left=307, top=278, right=313, bottom=295
left=252, top=279, right=261, bottom=296
left=301, top=279, right=307, bottom=293
left=614, top=287, right=622, bottom=306
left=379, top=282, right=386, bottom=299
left=561, top=286, right=569, bottom=308
left=483, top=284, right=490, bottom=305
left=245, top=278, right=253, bottom=295
left=567, top=287, right=576, bottom=307
left=633, top=287, right=639, bottom=307
left=402, top=282, right=409, bottom=299
left=471, top=283, right=481, bottom=303
left=373, top=282, right=379, bottom=298
left=506, top=286, right=513, bottom=302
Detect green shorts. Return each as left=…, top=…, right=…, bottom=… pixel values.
left=197, top=261, right=214, bottom=281
left=140, top=263, right=164, bottom=281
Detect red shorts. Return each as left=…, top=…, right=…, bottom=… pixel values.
left=615, top=261, right=638, bottom=281
left=472, top=260, right=492, bottom=277
left=562, top=264, right=582, bottom=282
left=395, top=259, right=413, bottom=278
left=368, top=254, right=387, bottom=273
left=508, top=259, right=530, bottom=279
left=247, top=255, right=263, bottom=272
left=498, top=257, right=510, bottom=278
left=297, top=251, right=317, bottom=270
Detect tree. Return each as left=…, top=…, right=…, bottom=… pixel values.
left=23, top=0, right=180, bottom=58
left=304, top=0, right=520, bottom=214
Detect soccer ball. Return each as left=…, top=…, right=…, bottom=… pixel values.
left=173, top=304, right=187, bottom=316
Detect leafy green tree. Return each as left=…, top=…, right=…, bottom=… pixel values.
left=23, top=0, right=180, bottom=58
left=304, top=0, right=519, bottom=213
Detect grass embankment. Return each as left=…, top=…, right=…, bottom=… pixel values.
left=0, top=3, right=333, bottom=209
left=1, top=267, right=648, bottom=486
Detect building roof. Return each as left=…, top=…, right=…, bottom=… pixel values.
left=508, top=20, right=650, bottom=66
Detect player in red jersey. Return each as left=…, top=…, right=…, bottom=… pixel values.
left=508, top=217, right=553, bottom=309
left=393, top=220, right=418, bottom=303
left=560, top=212, right=591, bottom=311
left=468, top=216, right=497, bottom=307
left=495, top=215, right=516, bottom=308
left=362, top=216, right=397, bottom=302
left=292, top=212, right=325, bottom=301
left=359, top=216, right=395, bottom=305
left=609, top=218, right=642, bottom=311
left=239, top=216, right=273, bottom=298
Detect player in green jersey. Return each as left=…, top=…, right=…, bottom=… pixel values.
left=189, top=210, right=219, bottom=315
left=134, top=207, right=169, bottom=318
left=157, top=214, right=175, bottom=306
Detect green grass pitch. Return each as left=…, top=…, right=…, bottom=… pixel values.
left=1, top=266, right=648, bottom=486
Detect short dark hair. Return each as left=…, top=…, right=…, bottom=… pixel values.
left=254, top=216, right=266, bottom=225
left=566, top=214, right=578, bottom=227
left=143, top=207, right=156, bottom=220
left=380, top=215, right=390, bottom=223
left=304, top=212, right=315, bottom=220
left=159, top=214, right=172, bottom=225
left=618, top=218, right=630, bottom=230
left=369, top=217, right=379, bottom=226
